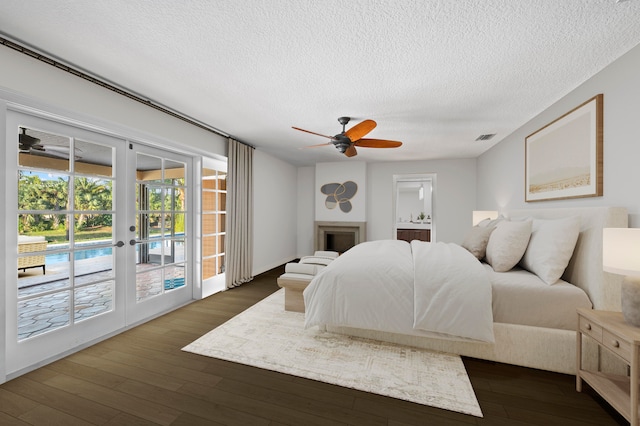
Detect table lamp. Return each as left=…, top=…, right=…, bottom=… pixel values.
left=472, top=210, right=498, bottom=226
left=603, top=228, right=640, bottom=326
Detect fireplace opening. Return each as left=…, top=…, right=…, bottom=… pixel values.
left=325, top=231, right=356, bottom=254
left=315, top=221, right=366, bottom=253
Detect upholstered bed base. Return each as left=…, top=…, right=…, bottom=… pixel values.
left=327, top=322, right=602, bottom=374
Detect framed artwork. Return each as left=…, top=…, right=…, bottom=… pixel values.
left=321, top=181, right=358, bottom=213
left=525, top=94, right=603, bottom=202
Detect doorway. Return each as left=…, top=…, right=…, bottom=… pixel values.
left=393, top=174, right=436, bottom=242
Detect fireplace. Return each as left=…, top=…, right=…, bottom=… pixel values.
left=315, top=221, right=366, bottom=253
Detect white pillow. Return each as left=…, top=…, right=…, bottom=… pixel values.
left=520, top=216, right=581, bottom=285
left=461, top=226, right=495, bottom=259
left=485, top=220, right=532, bottom=272
left=477, top=215, right=506, bottom=228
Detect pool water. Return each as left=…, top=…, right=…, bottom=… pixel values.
left=45, top=241, right=162, bottom=264
left=46, top=247, right=113, bottom=263
left=164, top=277, right=185, bottom=290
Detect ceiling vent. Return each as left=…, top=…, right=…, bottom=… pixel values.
left=475, top=133, right=496, bottom=141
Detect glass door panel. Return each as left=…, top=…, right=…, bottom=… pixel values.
left=7, top=111, right=127, bottom=376
left=16, top=129, right=119, bottom=340
left=127, top=144, right=191, bottom=323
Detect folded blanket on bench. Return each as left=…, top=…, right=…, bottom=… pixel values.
left=285, top=262, right=323, bottom=275
left=281, top=250, right=339, bottom=280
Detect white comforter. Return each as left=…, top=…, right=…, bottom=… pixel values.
left=303, top=240, right=494, bottom=343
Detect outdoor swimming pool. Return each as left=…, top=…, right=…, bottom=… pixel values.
left=45, top=241, right=163, bottom=264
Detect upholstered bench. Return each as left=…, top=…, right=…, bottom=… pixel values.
left=277, top=251, right=338, bottom=312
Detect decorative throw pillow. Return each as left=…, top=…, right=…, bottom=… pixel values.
left=485, top=220, right=533, bottom=272
left=477, top=215, right=506, bottom=228
left=520, top=216, right=581, bottom=285
left=461, top=226, right=495, bottom=259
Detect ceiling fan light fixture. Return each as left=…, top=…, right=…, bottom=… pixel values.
left=293, top=117, right=401, bottom=158
left=19, top=128, right=42, bottom=151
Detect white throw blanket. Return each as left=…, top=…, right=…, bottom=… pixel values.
left=411, top=241, right=494, bottom=342
left=304, top=240, right=494, bottom=343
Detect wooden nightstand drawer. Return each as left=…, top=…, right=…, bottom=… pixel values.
left=603, top=329, right=631, bottom=362
left=579, top=316, right=603, bottom=343
left=577, top=309, right=640, bottom=426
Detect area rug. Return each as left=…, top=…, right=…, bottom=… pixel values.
left=182, top=289, right=482, bottom=417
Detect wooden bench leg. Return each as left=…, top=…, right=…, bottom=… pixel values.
left=284, top=287, right=305, bottom=313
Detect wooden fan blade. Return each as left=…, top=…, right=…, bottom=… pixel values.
left=292, top=126, right=336, bottom=140
left=299, top=142, right=332, bottom=149
left=345, top=119, right=376, bottom=142
left=354, top=138, right=402, bottom=148
left=344, top=145, right=358, bottom=157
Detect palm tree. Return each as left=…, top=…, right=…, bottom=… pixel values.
left=74, top=177, right=110, bottom=230
left=45, top=177, right=69, bottom=229
left=18, top=173, right=48, bottom=232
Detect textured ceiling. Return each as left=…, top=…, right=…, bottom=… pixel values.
left=1, top=0, right=640, bottom=166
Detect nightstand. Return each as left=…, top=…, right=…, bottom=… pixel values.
left=577, top=308, right=640, bottom=425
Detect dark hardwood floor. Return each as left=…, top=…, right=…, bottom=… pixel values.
left=0, top=265, right=628, bottom=425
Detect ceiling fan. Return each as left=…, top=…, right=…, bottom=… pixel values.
left=19, top=128, right=82, bottom=159
left=293, top=117, right=402, bottom=157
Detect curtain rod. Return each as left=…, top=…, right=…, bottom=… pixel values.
left=1, top=34, right=254, bottom=148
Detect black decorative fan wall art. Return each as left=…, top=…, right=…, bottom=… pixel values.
left=321, top=180, right=357, bottom=213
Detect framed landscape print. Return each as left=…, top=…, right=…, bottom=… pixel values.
left=525, top=94, right=603, bottom=202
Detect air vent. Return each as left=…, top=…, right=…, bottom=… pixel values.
left=475, top=133, right=496, bottom=141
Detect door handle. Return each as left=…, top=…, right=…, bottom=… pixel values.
left=113, top=241, right=124, bottom=248
left=130, top=239, right=138, bottom=246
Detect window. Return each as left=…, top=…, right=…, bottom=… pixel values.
left=202, top=168, right=226, bottom=280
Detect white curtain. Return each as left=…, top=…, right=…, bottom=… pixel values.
left=225, top=138, right=254, bottom=288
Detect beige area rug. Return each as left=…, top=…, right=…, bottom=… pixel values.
left=182, top=289, right=482, bottom=417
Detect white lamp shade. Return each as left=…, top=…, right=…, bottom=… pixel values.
left=603, top=228, right=640, bottom=277
left=472, top=210, right=499, bottom=226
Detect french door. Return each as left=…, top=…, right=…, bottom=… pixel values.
left=125, top=142, right=192, bottom=325
left=6, top=111, right=193, bottom=376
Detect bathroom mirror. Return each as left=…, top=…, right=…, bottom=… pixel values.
left=393, top=174, right=436, bottom=242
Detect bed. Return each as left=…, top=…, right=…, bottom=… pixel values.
left=303, top=206, right=628, bottom=374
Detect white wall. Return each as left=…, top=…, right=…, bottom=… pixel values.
left=477, top=43, right=640, bottom=227
left=252, top=150, right=298, bottom=274
left=368, top=160, right=477, bottom=244
left=297, top=166, right=315, bottom=257
left=0, top=46, right=227, bottom=156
